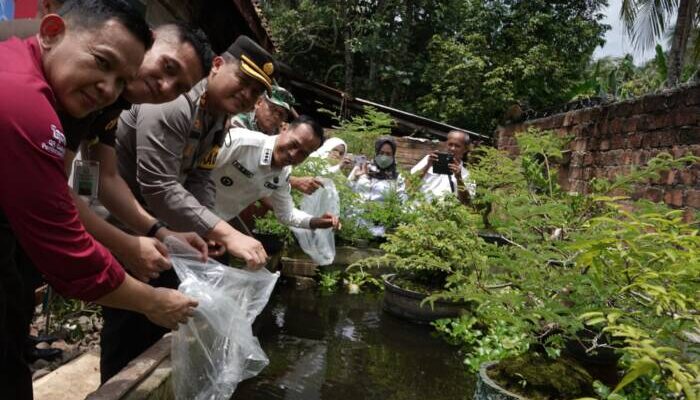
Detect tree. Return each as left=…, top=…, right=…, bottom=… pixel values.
left=418, top=0, right=608, bottom=133
left=620, top=0, right=698, bottom=87
left=262, top=0, right=608, bottom=135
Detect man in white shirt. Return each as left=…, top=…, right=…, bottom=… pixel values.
left=411, top=130, right=476, bottom=204
left=214, top=115, right=341, bottom=230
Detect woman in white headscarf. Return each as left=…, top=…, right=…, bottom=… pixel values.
left=310, top=137, right=349, bottom=173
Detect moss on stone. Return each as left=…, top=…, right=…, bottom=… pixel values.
left=489, top=353, right=594, bottom=400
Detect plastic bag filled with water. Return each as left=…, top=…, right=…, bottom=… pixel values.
left=165, top=237, right=279, bottom=400
left=291, top=177, right=340, bottom=265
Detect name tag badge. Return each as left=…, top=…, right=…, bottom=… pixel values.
left=73, top=159, right=100, bottom=199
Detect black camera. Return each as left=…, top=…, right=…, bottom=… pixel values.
left=433, top=152, right=454, bottom=175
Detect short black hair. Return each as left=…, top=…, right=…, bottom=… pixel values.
left=156, top=23, right=214, bottom=76
left=290, top=115, right=324, bottom=146
left=58, top=0, right=153, bottom=50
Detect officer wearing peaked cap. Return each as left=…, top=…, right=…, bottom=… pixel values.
left=106, top=35, right=277, bottom=383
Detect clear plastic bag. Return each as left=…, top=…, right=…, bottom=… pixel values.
left=165, top=237, right=279, bottom=400
left=291, top=178, right=340, bottom=265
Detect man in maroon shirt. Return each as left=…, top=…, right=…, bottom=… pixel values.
left=0, top=1, right=199, bottom=398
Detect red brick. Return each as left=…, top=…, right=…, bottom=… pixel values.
left=562, top=112, right=575, bottom=127
left=572, top=139, right=587, bottom=152
left=600, top=139, right=611, bottom=150
left=642, top=131, right=676, bottom=148
left=570, top=168, right=583, bottom=180
left=683, top=208, right=695, bottom=223
left=660, top=130, right=679, bottom=147
left=678, top=169, right=696, bottom=185
left=673, top=107, right=700, bottom=126
left=609, top=118, right=624, bottom=134
left=628, top=133, right=644, bottom=148
left=691, top=144, right=700, bottom=157
left=596, top=120, right=609, bottom=137
left=678, top=126, right=700, bottom=145
left=583, top=152, right=595, bottom=166
left=664, top=189, right=684, bottom=207
left=686, top=190, right=700, bottom=208
left=646, top=113, right=674, bottom=130
left=685, top=86, right=700, bottom=106
left=671, top=145, right=688, bottom=158
left=644, top=186, right=664, bottom=202
left=570, top=152, right=584, bottom=167
left=642, top=95, right=664, bottom=113
left=632, top=151, right=644, bottom=165
left=622, top=116, right=642, bottom=133
left=658, top=170, right=677, bottom=185
left=621, top=150, right=633, bottom=165
left=550, top=114, right=565, bottom=128
left=610, top=134, right=626, bottom=149
left=605, top=166, right=622, bottom=180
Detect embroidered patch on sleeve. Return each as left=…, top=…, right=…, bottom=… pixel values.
left=41, top=124, right=66, bottom=158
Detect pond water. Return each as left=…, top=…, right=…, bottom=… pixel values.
left=232, top=282, right=474, bottom=400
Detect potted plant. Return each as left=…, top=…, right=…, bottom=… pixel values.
left=349, top=198, right=486, bottom=323
left=427, top=128, right=699, bottom=400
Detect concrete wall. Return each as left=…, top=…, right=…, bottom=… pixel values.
left=496, top=85, right=700, bottom=209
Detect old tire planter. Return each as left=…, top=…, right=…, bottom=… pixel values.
left=382, top=274, right=470, bottom=323
left=474, top=361, right=528, bottom=400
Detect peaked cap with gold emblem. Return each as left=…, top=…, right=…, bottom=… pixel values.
left=226, top=35, right=276, bottom=94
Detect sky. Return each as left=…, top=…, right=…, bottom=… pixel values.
left=593, top=0, right=666, bottom=64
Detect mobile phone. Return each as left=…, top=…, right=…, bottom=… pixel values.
left=354, top=155, right=367, bottom=166
left=433, top=152, right=453, bottom=175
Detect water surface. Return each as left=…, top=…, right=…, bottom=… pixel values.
left=233, top=282, right=474, bottom=400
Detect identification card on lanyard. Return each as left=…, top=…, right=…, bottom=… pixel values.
left=73, top=159, right=100, bottom=199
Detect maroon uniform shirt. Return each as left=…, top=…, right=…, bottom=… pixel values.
left=0, top=37, right=125, bottom=300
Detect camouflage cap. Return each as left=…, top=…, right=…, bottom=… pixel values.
left=264, top=85, right=295, bottom=111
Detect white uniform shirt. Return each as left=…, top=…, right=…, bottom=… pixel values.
left=213, top=128, right=313, bottom=228
left=348, top=166, right=407, bottom=203
left=410, top=155, right=476, bottom=201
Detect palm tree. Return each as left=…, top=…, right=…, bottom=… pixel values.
left=621, top=0, right=697, bottom=87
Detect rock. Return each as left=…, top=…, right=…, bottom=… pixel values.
left=32, top=368, right=51, bottom=380
left=347, top=283, right=360, bottom=294
left=288, top=275, right=317, bottom=290
left=78, top=315, right=92, bottom=330
left=51, top=340, right=70, bottom=351
left=33, top=359, right=50, bottom=370
left=35, top=342, right=50, bottom=350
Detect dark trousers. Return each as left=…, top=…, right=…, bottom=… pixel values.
left=0, top=215, right=34, bottom=400
left=99, top=269, right=179, bottom=384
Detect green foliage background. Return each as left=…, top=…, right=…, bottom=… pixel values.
left=261, top=0, right=609, bottom=134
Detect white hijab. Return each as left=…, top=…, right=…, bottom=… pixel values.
left=311, top=137, right=347, bottom=159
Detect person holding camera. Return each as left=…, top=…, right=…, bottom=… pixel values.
left=411, top=130, right=476, bottom=204
left=349, top=137, right=407, bottom=200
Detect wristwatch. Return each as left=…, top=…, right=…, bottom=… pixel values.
left=147, top=221, right=167, bottom=237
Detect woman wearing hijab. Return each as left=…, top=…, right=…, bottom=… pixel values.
left=310, top=137, right=350, bottom=173
left=348, top=136, right=407, bottom=203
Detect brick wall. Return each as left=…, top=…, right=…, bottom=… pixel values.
left=496, top=85, right=700, bottom=209
left=394, top=137, right=441, bottom=170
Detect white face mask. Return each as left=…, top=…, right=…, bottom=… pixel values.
left=375, top=154, right=394, bottom=169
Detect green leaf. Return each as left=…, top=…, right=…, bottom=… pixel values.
left=613, top=358, right=658, bottom=393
